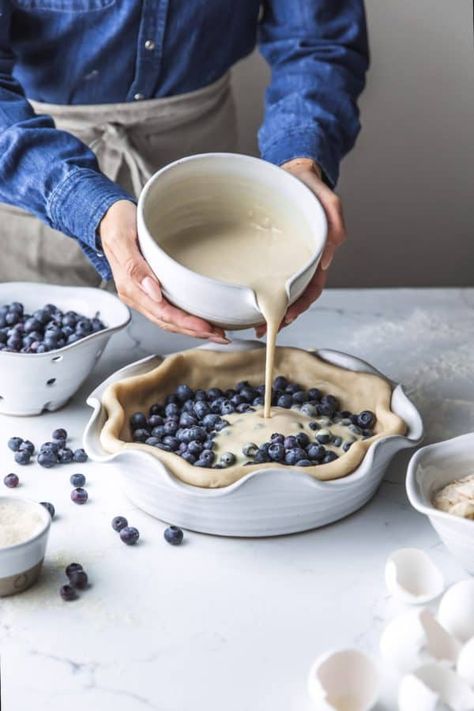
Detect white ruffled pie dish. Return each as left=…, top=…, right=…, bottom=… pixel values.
left=84, top=341, right=423, bottom=537
left=406, top=433, right=474, bottom=574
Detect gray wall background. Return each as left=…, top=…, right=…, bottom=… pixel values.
left=232, top=0, right=474, bottom=288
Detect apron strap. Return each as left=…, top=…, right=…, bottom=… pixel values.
left=90, top=122, right=151, bottom=198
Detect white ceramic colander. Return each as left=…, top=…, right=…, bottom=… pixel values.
left=0, top=282, right=130, bottom=416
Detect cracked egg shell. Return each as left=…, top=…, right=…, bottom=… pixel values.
left=380, top=608, right=460, bottom=674
left=438, top=580, right=474, bottom=644
left=398, top=663, right=474, bottom=711
left=385, top=548, right=444, bottom=604
left=457, top=638, right=474, bottom=687
left=307, top=649, right=379, bottom=711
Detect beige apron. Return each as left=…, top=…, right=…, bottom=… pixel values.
left=0, top=73, right=237, bottom=286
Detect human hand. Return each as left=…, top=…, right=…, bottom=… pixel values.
left=99, top=200, right=229, bottom=343
left=255, top=158, right=346, bottom=338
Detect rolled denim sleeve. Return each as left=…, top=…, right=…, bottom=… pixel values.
left=258, top=0, right=369, bottom=185
left=0, top=3, right=132, bottom=280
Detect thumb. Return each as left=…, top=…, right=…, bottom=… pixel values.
left=140, top=274, right=163, bottom=303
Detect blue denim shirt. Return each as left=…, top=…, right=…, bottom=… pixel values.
left=0, top=0, right=368, bottom=279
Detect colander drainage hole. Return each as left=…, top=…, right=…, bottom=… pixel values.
left=46, top=378, right=56, bottom=386
left=52, top=355, right=63, bottom=363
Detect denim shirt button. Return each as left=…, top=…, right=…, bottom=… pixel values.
left=133, top=92, right=145, bottom=101
left=144, top=40, right=155, bottom=51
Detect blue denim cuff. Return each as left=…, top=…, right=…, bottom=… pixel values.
left=47, top=167, right=134, bottom=280
left=260, top=128, right=339, bottom=187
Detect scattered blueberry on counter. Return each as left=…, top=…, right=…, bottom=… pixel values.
left=0, top=302, right=105, bottom=353
left=4, top=473, right=19, bottom=488
left=111, top=515, right=128, bottom=532
left=40, top=501, right=55, bottom=519
left=128, top=377, right=377, bottom=470
left=164, top=525, right=184, bottom=546
left=70, top=473, right=86, bottom=488
left=8, top=431, right=89, bottom=469
left=60, top=563, right=90, bottom=601
left=120, top=526, right=140, bottom=545
left=71, top=487, right=88, bottom=505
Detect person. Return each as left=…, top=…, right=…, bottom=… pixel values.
left=0, top=1, right=368, bottom=343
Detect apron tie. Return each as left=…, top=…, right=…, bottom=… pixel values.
left=89, top=122, right=151, bottom=198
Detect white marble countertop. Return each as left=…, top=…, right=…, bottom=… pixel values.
left=1, top=288, right=473, bottom=711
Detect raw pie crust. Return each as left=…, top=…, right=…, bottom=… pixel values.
left=100, top=347, right=407, bottom=488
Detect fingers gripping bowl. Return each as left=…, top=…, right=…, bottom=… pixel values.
left=84, top=341, right=423, bottom=537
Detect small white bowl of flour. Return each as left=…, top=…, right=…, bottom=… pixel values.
left=0, top=497, right=51, bottom=596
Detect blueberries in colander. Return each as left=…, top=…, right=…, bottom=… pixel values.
left=0, top=302, right=105, bottom=353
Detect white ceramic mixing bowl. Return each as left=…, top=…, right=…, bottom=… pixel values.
left=84, top=341, right=423, bottom=537
left=406, top=433, right=474, bottom=574
left=137, top=153, right=327, bottom=329
left=0, top=282, right=130, bottom=416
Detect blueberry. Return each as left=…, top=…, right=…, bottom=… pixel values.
left=349, top=424, right=362, bottom=436
left=236, top=403, right=253, bottom=413
left=58, top=448, right=74, bottom=464
left=357, top=410, right=376, bottom=429
left=163, top=420, right=178, bottom=436
left=71, top=487, right=88, bottom=505
left=220, top=401, right=235, bottom=416
left=164, top=525, right=183, bottom=546
left=157, top=443, right=172, bottom=452
left=165, top=403, right=180, bottom=418
left=323, top=451, right=339, bottom=464
left=300, top=403, right=318, bottom=417
left=285, top=447, right=307, bottom=465
left=38, top=451, right=57, bottom=468
left=316, top=429, right=332, bottom=445
left=162, top=436, right=179, bottom=451
left=65, top=562, right=83, bottom=578
left=52, top=428, right=67, bottom=441
left=332, top=437, right=343, bottom=448
left=194, top=389, right=207, bottom=401
left=60, top=584, right=77, bottom=601
left=149, top=403, right=163, bottom=417
left=202, top=439, right=215, bottom=450
left=147, top=415, right=163, bottom=429
left=145, top=437, right=160, bottom=447
left=181, top=451, right=196, bottom=464
left=69, top=569, right=88, bottom=589
left=73, top=449, right=88, bottom=463
left=214, top=420, right=229, bottom=432
left=18, top=440, right=34, bottom=456
left=187, top=441, right=203, bottom=457
left=112, top=515, right=128, bottom=532
left=14, top=450, right=31, bottom=465
left=132, top=428, right=149, bottom=443
left=296, top=459, right=312, bottom=467
left=343, top=441, right=354, bottom=452
left=292, top=390, right=309, bottom=404
left=242, top=442, right=258, bottom=458
left=70, top=473, right=86, bottom=487
left=296, top=432, right=310, bottom=448
left=120, top=526, right=140, bottom=545
left=318, top=402, right=336, bottom=417
left=270, top=433, right=285, bottom=444
left=176, top=384, right=194, bottom=402
left=253, top=396, right=264, bottom=407
left=283, top=436, right=297, bottom=449
left=4, top=473, right=19, bottom=488
left=253, top=449, right=270, bottom=463
left=285, top=382, right=300, bottom=394
left=207, top=387, right=223, bottom=400
left=273, top=376, right=288, bottom=391
left=268, top=442, right=285, bottom=461
left=201, top=413, right=220, bottom=430
left=306, top=444, right=325, bottom=461
left=179, top=412, right=198, bottom=427
left=130, top=412, right=147, bottom=430
left=219, top=452, right=236, bottom=467
left=277, top=394, right=293, bottom=409
left=309, top=422, right=320, bottom=431
left=40, top=441, right=59, bottom=453
left=194, top=449, right=215, bottom=467
left=151, top=426, right=165, bottom=439
left=307, top=388, right=322, bottom=401
left=193, top=401, right=210, bottom=420
left=40, top=501, right=55, bottom=518
left=8, top=436, right=23, bottom=452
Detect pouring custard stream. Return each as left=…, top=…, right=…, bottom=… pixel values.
left=160, top=213, right=314, bottom=418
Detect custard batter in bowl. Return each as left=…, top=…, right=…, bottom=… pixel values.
left=99, top=346, right=407, bottom=488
